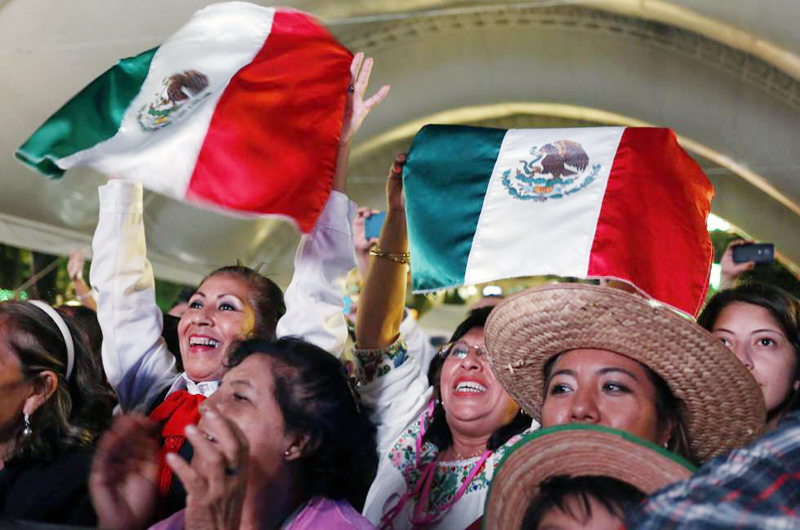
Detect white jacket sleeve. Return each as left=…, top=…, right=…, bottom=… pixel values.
left=276, top=190, right=356, bottom=358
left=356, top=339, right=434, bottom=455
left=90, top=180, right=177, bottom=413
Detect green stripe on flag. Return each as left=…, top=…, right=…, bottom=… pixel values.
left=15, top=47, right=159, bottom=178
left=404, top=124, right=507, bottom=292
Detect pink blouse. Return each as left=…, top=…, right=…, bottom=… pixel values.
left=149, top=496, right=374, bottom=530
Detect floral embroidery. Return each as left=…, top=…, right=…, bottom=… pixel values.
left=354, top=338, right=408, bottom=384
left=384, top=411, right=517, bottom=511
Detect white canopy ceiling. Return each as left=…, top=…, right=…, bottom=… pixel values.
left=1, top=0, right=798, bottom=286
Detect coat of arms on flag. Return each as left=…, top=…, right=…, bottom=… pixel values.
left=15, top=3, right=353, bottom=233
left=137, top=70, right=212, bottom=131
left=403, top=124, right=715, bottom=317
left=502, top=140, right=600, bottom=202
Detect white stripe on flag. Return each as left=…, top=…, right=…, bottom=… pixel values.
left=58, top=3, right=276, bottom=199
left=464, top=127, right=625, bottom=285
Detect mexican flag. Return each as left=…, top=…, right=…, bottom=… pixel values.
left=15, top=2, right=352, bottom=233
left=403, top=125, right=715, bottom=317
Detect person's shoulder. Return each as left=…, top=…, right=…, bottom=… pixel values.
left=19, top=445, right=94, bottom=475
left=0, top=446, right=97, bottom=525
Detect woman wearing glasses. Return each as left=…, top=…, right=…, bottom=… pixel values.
left=355, top=155, right=530, bottom=529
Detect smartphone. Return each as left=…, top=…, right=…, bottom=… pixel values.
left=365, top=211, right=387, bottom=240
left=732, top=243, right=774, bottom=264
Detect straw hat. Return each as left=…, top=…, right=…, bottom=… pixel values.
left=484, top=424, right=695, bottom=530
left=484, top=283, right=765, bottom=462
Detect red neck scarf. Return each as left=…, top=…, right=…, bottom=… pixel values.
left=149, top=390, right=206, bottom=497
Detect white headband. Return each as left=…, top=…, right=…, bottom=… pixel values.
left=29, top=301, right=75, bottom=381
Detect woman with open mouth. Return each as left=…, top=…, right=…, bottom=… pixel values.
left=354, top=155, right=531, bottom=529
left=88, top=52, right=389, bottom=519
left=90, top=337, right=377, bottom=530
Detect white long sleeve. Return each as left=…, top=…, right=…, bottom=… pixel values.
left=90, top=182, right=357, bottom=413
left=355, top=339, right=434, bottom=455
left=276, top=190, right=357, bottom=358
left=90, top=180, right=177, bottom=413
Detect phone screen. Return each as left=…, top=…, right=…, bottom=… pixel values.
left=365, top=211, right=387, bottom=240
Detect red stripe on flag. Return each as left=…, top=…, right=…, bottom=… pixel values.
left=587, top=128, right=714, bottom=316
left=187, top=9, right=352, bottom=233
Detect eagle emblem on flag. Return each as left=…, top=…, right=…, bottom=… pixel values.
left=137, top=70, right=212, bottom=131
left=502, top=140, right=600, bottom=202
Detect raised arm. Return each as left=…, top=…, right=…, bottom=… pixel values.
left=68, top=249, right=97, bottom=311
left=354, top=155, right=434, bottom=452
left=356, top=154, right=408, bottom=350
left=90, top=180, right=177, bottom=412
left=276, top=52, right=389, bottom=357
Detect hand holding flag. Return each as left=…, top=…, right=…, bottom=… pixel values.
left=16, top=3, right=357, bottom=233
left=403, top=125, right=715, bottom=316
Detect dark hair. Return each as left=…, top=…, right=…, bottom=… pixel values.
left=698, top=282, right=800, bottom=415
left=424, top=307, right=531, bottom=452
left=521, top=475, right=645, bottom=529
left=57, top=305, right=103, bottom=365
left=170, top=287, right=196, bottom=310
left=227, top=337, right=377, bottom=510
left=543, top=355, right=693, bottom=463
left=0, top=301, right=116, bottom=462
left=201, top=265, right=286, bottom=340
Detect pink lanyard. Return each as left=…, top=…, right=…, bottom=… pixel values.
left=380, top=402, right=493, bottom=529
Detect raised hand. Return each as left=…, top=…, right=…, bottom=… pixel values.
left=333, top=53, right=391, bottom=193
left=90, top=415, right=160, bottom=530
left=340, top=52, right=391, bottom=146
left=720, top=239, right=756, bottom=289
left=167, top=407, right=249, bottom=530
left=387, top=153, right=407, bottom=213
left=67, top=249, right=87, bottom=282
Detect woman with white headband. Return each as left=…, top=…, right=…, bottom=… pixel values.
left=0, top=300, right=116, bottom=526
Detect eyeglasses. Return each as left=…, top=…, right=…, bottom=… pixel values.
left=438, top=341, right=488, bottom=360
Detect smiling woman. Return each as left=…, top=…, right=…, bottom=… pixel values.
left=89, top=337, right=377, bottom=530
left=177, top=266, right=281, bottom=383
left=87, top=52, right=390, bottom=522
left=354, top=154, right=531, bottom=529
left=356, top=308, right=531, bottom=530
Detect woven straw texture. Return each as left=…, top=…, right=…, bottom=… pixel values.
left=484, top=283, right=766, bottom=462
left=484, top=425, right=694, bottom=530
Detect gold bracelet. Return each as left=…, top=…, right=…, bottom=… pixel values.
left=369, top=247, right=410, bottom=264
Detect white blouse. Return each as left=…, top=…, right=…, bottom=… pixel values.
left=90, top=180, right=357, bottom=412
left=357, top=339, right=528, bottom=530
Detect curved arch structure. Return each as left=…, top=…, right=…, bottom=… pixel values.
left=0, top=0, right=796, bottom=283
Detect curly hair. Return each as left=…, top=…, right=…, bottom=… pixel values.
left=201, top=265, right=286, bottom=340
left=227, top=337, right=378, bottom=510
left=0, top=301, right=116, bottom=462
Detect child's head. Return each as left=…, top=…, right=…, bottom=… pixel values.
left=521, top=475, right=645, bottom=529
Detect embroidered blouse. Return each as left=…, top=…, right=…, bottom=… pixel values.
left=357, top=339, right=524, bottom=530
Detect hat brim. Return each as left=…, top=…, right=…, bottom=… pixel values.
left=484, top=424, right=695, bottom=530
left=484, top=283, right=765, bottom=462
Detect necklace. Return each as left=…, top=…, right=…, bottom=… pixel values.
left=381, top=402, right=494, bottom=529
left=452, top=447, right=484, bottom=460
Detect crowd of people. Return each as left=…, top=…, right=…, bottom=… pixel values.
left=0, top=53, right=797, bottom=530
